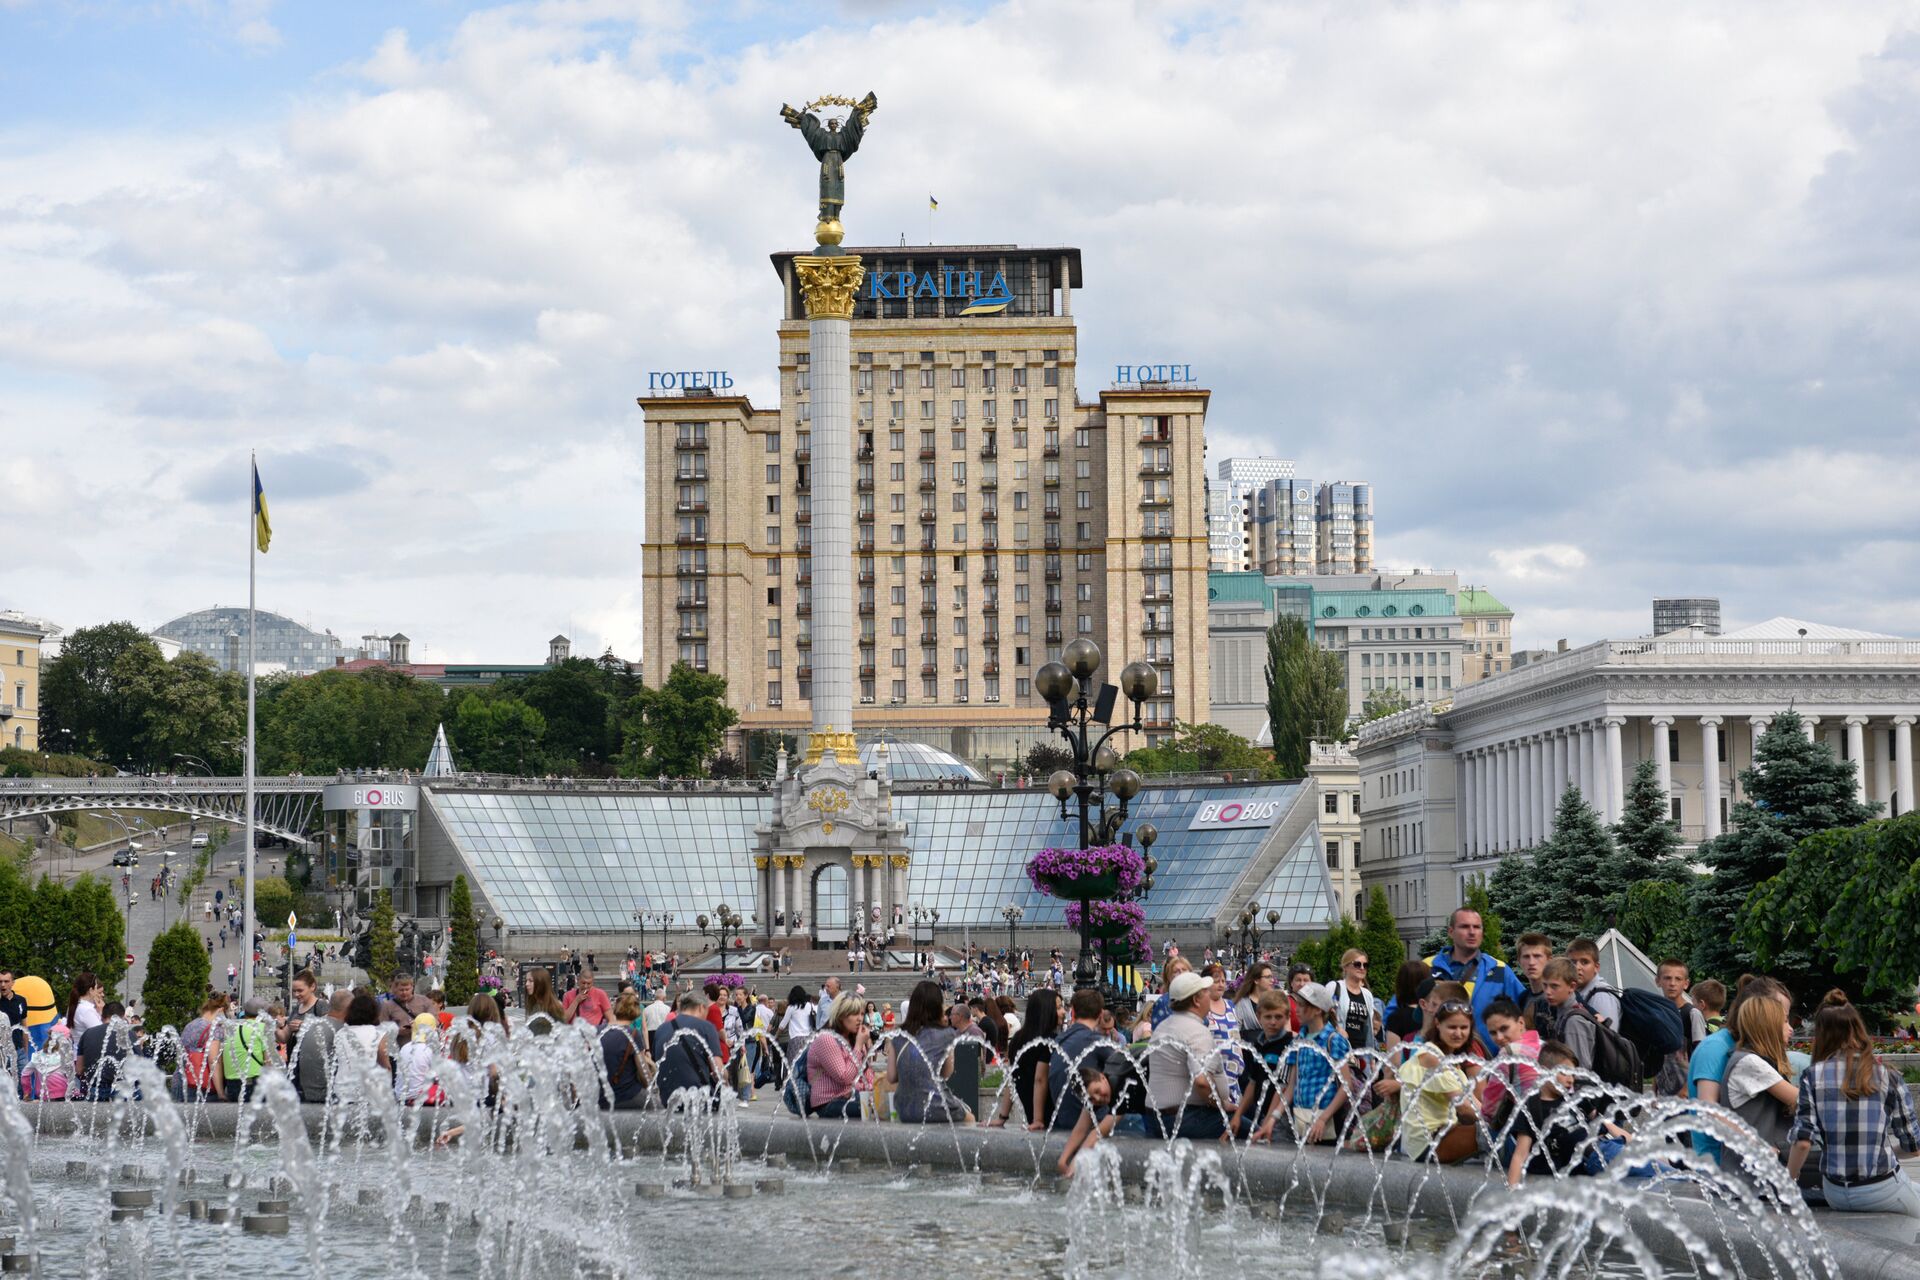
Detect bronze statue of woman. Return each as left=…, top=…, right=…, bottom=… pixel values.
left=780, top=93, right=878, bottom=236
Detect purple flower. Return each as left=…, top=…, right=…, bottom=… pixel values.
left=1025, top=844, right=1146, bottom=897
left=1063, top=899, right=1146, bottom=931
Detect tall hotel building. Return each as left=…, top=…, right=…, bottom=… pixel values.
left=637, top=245, right=1211, bottom=770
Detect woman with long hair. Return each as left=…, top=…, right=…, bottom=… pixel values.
left=1230, top=963, right=1279, bottom=1035
left=1786, top=994, right=1920, bottom=1216
left=1396, top=1000, right=1483, bottom=1163
left=67, top=972, right=104, bottom=1036
left=972, top=995, right=1009, bottom=1058
left=991, top=988, right=1062, bottom=1129
left=1725, top=990, right=1801, bottom=1154
left=888, top=979, right=973, bottom=1124
left=806, top=994, right=872, bottom=1120
left=520, top=967, right=568, bottom=1035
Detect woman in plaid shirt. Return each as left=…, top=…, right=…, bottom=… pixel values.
left=1785, top=996, right=1920, bottom=1217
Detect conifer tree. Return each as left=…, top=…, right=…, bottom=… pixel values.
left=1602, top=758, right=1689, bottom=922
left=1693, top=709, right=1877, bottom=983
left=1355, top=886, right=1405, bottom=982
left=443, top=875, right=480, bottom=1004
left=366, top=889, right=398, bottom=991
left=1489, top=785, right=1615, bottom=942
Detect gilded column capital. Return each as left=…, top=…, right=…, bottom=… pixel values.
left=888, top=854, right=910, bottom=869
left=795, top=254, right=865, bottom=321
left=753, top=855, right=769, bottom=870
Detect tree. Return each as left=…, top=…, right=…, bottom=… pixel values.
left=37, top=621, right=159, bottom=765
left=1692, top=710, right=1877, bottom=983
left=618, top=663, right=739, bottom=777
left=1488, top=785, right=1615, bottom=943
left=1740, top=813, right=1920, bottom=1003
left=452, top=693, right=547, bottom=774
left=1619, top=880, right=1693, bottom=963
left=1355, top=886, right=1406, bottom=984
left=513, top=659, right=618, bottom=772
left=1309, top=916, right=1363, bottom=982
left=707, top=752, right=744, bottom=780
left=124, top=650, right=245, bottom=773
left=366, top=889, right=398, bottom=991
left=142, top=921, right=211, bottom=1033
left=1602, top=759, right=1688, bottom=923
left=1463, top=879, right=1506, bottom=962
left=1022, top=742, right=1074, bottom=777
left=1263, top=616, right=1348, bottom=778
left=443, top=875, right=481, bottom=1005
left=1356, top=687, right=1411, bottom=727
left=1123, top=722, right=1278, bottom=778
left=258, top=667, right=445, bottom=773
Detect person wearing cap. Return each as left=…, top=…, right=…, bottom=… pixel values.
left=1276, top=981, right=1352, bottom=1144
left=1145, top=970, right=1231, bottom=1139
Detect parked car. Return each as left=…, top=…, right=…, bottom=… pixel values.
left=190, top=833, right=208, bottom=848
left=111, top=847, right=138, bottom=867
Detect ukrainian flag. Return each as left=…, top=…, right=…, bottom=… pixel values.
left=253, top=461, right=272, bottom=553
left=929, top=194, right=938, bottom=211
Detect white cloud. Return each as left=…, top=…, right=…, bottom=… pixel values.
left=4, top=0, right=1920, bottom=668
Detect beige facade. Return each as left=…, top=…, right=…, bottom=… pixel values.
left=1308, top=740, right=1365, bottom=920
left=0, top=615, right=45, bottom=752
left=1456, top=587, right=1514, bottom=686
left=638, top=244, right=1210, bottom=762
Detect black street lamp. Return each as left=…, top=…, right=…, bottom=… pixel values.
left=1000, top=903, right=1023, bottom=958
left=909, top=904, right=938, bottom=967
left=1036, top=638, right=1159, bottom=993
left=697, top=904, right=743, bottom=974
left=1239, top=898, right=1263, bottom=961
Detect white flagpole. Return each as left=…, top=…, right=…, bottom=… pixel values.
left=242, top=451, right=258, bottom=1001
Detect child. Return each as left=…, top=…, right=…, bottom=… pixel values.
left=1514, top=934, right=1554, bottom=1030
left=1504, top=1040, right=1633, bottom=1186
left=1536, top=958, right=1599, bottom=1072
left=1232, top=990, right=1295, bottom=1141
left=1397, top=1001, right=1482, bottom=1162
left=1275, top=983, right=1350, bottom=1144
left=1691, top=979, right=1727, bottom=1034
left=1477, top=997, right=1541, bottom=1126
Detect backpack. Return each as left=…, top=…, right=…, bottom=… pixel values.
left=783, top=1036, right=814, bottom=1116
left=1582, top=982, right=1686, bottom=1074
left=1564, top=1004, right=1642, bottom=1089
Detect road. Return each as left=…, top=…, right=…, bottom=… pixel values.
left=49, top=830, right=292, bottom=1014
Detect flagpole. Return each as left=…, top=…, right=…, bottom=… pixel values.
left=242, top=451, right=258, bottom=1002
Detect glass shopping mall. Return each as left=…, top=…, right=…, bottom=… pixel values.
left=408, top=771, right=1336, bottom=951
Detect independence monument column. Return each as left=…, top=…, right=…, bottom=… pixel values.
left=781, top=92, right=876, bottom=766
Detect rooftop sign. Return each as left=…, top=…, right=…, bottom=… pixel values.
left=866, top=268, right=1012, bottom=315
left=321, top=783, right=418, bottom=812
left=1187, top=796, right=1285, bottom=831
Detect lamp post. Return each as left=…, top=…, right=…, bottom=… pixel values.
left=698, top=904, right=742, bottom=975
left=909, top=904, right=937, bottom=967
left=1036, top=638, right=1160, bottom=993
left=1000, top=903, right=1023, bottom=959
left=91, top=810, right=158, bottom=960
left=1239, top=898, right=1263, bottom=963
left=171, top=753, right=215, bottom=777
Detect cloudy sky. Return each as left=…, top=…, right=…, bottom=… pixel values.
left=4, top=0, right=1919, bottom=664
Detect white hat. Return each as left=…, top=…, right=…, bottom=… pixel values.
left=1296, top=981, right=1335, bottom=1013
left=1167, top=971, right=1210, bottom=1004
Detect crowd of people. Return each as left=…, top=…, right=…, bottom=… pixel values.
left=2, top=906, right=1915, bottom=1222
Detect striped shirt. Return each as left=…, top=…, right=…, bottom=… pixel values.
left=1786, top=1057, right=1920, bottom=1183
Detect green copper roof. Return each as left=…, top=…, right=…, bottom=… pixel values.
left=1311, top=588, right=1454, bottom=622
left=1207, top=571, right=1274, bottom=605
left=1456, top=587, right=1512, bottom=616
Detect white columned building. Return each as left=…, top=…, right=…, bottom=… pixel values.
left=1356, top=618, right=1920, bottom=936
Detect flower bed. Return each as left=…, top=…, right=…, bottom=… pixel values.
left=1026, top=844, right=1146, bottom=901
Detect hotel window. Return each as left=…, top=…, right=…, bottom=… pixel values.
left=889, top=420, right=903, bottom=439
left=1076, top=521, right=1092, bottom=540
left=983, top=401, right=997, bottom=423
left=858, top=370, right=873, bottom=392
left=766, top=527, right=780, bottom=544
left=1014, top=553, right=1029, bottom=571
left=1043, top=367, right=1059, bottom=386
left=766, top=494, right=780, bottom=514
left=765, top=465, right=780, bottom=484
left=951, top=492, right=967, bottom=511
left=891, top=618, right=905, bottom=636
left=891, top=524, right=905, bottom=544
left=891, top=586, right=906, bottom=605
left=892, top=680, right=907, bottom=701
left=768, top=682, right=782, bottom=704
left=951, top=429, right=966, bottom=449
left=889, top=369, right=903, bottom=390
left=1076, top=490, right=1092, bottom=509
left=1015, top=677, right=1031, bottom=696
left=891, top=493, right=905, bottom=511
left=1078, top=614, right=1093, bottom=634
left=951, top=400, right=965, bottom=420
left=1012, top=368, right=1027, bottom=388
left=1013, top=398, right=1027, bottom=418
left=922, top=678, right=937, bottom=698
left=892, top=648, right=906, bottom=668
left=1076, top=460, right=1091, bottom=478
left=920, top=368, right=935, bottom=388
left=920, top=401, right=933, bottom=419
left=1076, top=428, right=1090, bottom=447
left=1077, top=552, right=1093, bottom=570
left=765, top=433, right=781, bottom=453
left=1043, top=398, right=1058, bottom=417
left=767, top=618, right=781, bottom=637
left=951, top=367, right=965, bottom=388
left=766, top=650, right=780, bottom=668
left=890, top=463, right=905, bottom=481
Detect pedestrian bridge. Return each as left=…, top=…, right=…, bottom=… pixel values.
left=0, top=775, right=323, bottom=844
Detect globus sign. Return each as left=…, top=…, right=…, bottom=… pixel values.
left=321, top=783, right=419, bottom=813
left=1188, top=797, right=1285, bottom=831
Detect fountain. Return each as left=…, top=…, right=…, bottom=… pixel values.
left=0, top=1013, right=1901, bottom=1280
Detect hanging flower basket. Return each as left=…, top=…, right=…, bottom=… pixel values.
left=1065, top=899, right=1146, bottom=941
left=1026, top=845, right=1146, bottom=902
left=1098, top=925, right=1153, bottom=965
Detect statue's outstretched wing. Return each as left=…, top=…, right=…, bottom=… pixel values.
left=797, top=111, right=833, bottom=160
left=836, top=106, right=865, bottom=158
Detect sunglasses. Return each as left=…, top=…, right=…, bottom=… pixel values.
left=1347, top=961, right=1368, bottom=969
left=1437, top=1001, right=1472, bottom=1015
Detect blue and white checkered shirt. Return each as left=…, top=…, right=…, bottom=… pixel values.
left=1786, top=1057, right=1920, bottom=1182
left=1285, top=1023, right=1351, bottom=1112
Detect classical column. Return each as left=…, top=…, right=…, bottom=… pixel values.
left=1873, top=729, right=1892, bottom=812
left=789, top=856, right=807, bottom=934
left=794, top=251, right=865, bottom=767
left=1801, top=715, right=1818, bottom=743
left=754, top=855, right=770, bottom=936
left=771, top=855, right=788, bottom=934
left=1604, top=717, right=1625, bottom=823
left=1568, top=723, right=1586, bottom=803
left=1551, top=729, right=1569, bottom=830
left=1650, top=716, right=1674, bottom=820
left=1481, top=749, right=1496, bottom=852
left=1504, top=741, right=1521, bottom=850
left=891, top=856, right=909, bottom=939
left=1700, top=717, right=1724, bottom=841
left=849, top=855, right=866, bottom=921
left=1529, top=737, right=1547, bottom=845
left=1895, top=716, right=1916, bottom=816
left=1845, top=716, right=1869, bottom=807
left=1460, top=755, right=1477, bottom=856
left=1490, top=744, right=1506, bottom=850
left=1513, top=740, right=1530, bottom=847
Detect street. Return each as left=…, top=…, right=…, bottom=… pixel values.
left=48, top=827, right=288, bottom=1012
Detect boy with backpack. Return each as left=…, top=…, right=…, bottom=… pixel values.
left=1537, top=958, right=1639, bottom=1087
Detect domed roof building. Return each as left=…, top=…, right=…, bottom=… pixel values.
left=857, top=738, right=985, bottom=783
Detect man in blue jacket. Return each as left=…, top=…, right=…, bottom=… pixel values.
left=1408, top=908, right=1528, bottom=1050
